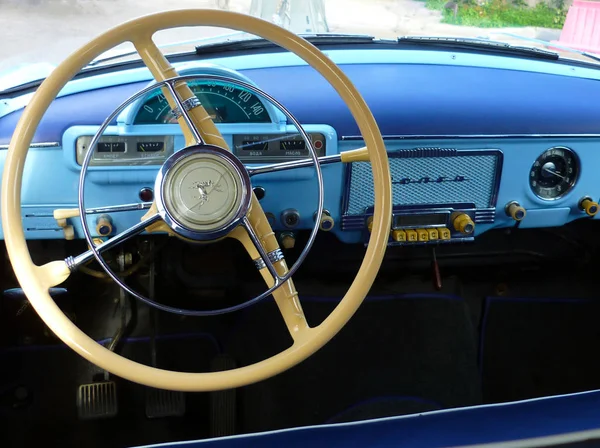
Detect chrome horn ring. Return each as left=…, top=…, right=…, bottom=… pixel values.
left=78, top=74, right=324, bottom=316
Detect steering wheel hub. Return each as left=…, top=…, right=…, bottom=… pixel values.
left=156, top=144, right=252, bottom=240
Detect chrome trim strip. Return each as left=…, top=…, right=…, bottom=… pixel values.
left=252, top=248, right=284, bottom=270
left=170, top=96, right=201, bottom=120
left=248, top=154, right=342, bottom=176
left=0, top=141, right=60, bottom=150
left=341, top=134, right=600, bottom=141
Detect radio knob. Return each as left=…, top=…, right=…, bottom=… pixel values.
left=452, top=213, right=475, bottom=235
left=579, top=197, right=599, bottom=217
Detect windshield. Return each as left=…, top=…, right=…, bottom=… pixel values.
left=0, top=0, right=590, bottom=73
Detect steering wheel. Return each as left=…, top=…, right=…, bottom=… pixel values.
left=1, top=10, right=392, bottom=392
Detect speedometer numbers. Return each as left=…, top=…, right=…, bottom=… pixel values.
left=134, top=82, right=271, bottom=125
left=529, top=146, right=578, bottom=200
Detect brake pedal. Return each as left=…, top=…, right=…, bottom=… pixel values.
left=145, top=388, right=186, bottom=418
left=77, top=381, right=118, bottom=420
left=210, top=354, right=237, bottom=437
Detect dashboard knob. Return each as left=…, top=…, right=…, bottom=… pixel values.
left=579, top=197, right=599, bottom=217
left=505, top=201, right=526, bottom=221
left=319, top=215, right=335, bottom=231
left=452, top=213, right=475, bottom=235
left=95, top=214, right=113, bottom=236
left=281, top=209, right=300, bottom=229
left=63, top=225, right=75, bottom=241
left=280, top=232, right=296, bottom=249
left=313, top=209, right=335, bottom=231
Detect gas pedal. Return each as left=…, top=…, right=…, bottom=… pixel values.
left=77, top=381, right=118, bottom=420
left=145, top=388, right=186, bottom=419
left=210, top=354, right=237, bottom=437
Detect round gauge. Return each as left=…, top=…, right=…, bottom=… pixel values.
left=529, top=146, right=578, bottom=200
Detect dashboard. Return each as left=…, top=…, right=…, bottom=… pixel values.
left=2, top=46, right=600, bottom=246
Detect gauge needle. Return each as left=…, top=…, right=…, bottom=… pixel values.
left=543, top=167, right=565, bottom=180
left=139, top=144, right=145, bottom=152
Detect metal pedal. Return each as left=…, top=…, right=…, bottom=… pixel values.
left=210, top=354, right=237, bottom=437
left=145, top=388, right=186, bottom=419
left=77, top=381, right=118, bottom=420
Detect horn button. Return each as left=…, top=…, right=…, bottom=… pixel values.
left=156, top=145, right=251, bottom=239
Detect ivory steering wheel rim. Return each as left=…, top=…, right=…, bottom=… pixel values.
left=1, top=9, right=392, bottom=392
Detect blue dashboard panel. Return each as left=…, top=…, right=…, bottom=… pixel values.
left=2, top=48, right=600, bottom=242
left=3, top=51, right=600, bottom=144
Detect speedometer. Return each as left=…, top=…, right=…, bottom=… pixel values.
left=529, top=146, right=578, bottom=200
left=134, top=81, right=271, bottom=124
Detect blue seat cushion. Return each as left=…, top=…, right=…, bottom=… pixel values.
left=137, top=389, right=600, bottom=448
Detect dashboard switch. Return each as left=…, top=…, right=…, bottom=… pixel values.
left=314, top=210, right=334, bottom=231
left=505, top=201, right=526, bottom=221
left=280, top=232, right=296, bottom=249
left=139, top=187, right=154, bottom=202
left=281, top=209, right=300, bottom=229
left=452, top=213, right=475, bottom=235
left=253, top=186, right=266, bottom=201
left=95, top=214, right=113, bottom=236
left=366, top=216, right=374, bottom=232
left=417, top=229, right=429, bottom=242
left=579, top=197, right=599, bottom=217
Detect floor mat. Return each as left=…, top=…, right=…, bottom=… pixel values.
left=481, top=297, right=600, bottom=403
left=226, top=293, right=482, bottom=434
left=0, top=334, right=219, bottom=448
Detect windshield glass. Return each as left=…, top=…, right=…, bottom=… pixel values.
left=0, top=0, right=589, bottom=73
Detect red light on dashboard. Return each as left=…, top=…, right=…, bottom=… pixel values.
left=139, top=187, right=154, bottom=202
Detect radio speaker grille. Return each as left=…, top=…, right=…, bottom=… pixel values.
left=344, top=149, right=501, bottom=215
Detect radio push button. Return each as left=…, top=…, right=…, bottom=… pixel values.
left=416, top=229, right=429, bottom=242
left=439, top=228, right=451, bottom=240
left=427, top=228, right=439, bottom=240
left=392, top=229, right=407, bottom=242
left=405, top=229, right=418, bottom=242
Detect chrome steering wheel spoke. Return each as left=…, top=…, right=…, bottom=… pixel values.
left=66, top=213, right=161, bottom=271
left=247, top=154, right=342, bottom=177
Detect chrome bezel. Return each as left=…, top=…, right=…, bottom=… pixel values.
left=529, top=146, right=579, bottom=201
left=154, top=144, right=252, bottom=241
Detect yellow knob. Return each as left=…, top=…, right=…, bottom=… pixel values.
left=580, top=198, right=599, bottom=217
left=319, top=215, right=335, bottom=231
left=280, top=233, right=295, bottom=249
left=506, top=202, right=526, bottom=221
left=453, top=213, right=475, bottom=235
left=95, top=215, right=113, bottom=236
left=63, top=225, right=75, bottom=241
left=367, top=216, right=374, bottom=232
